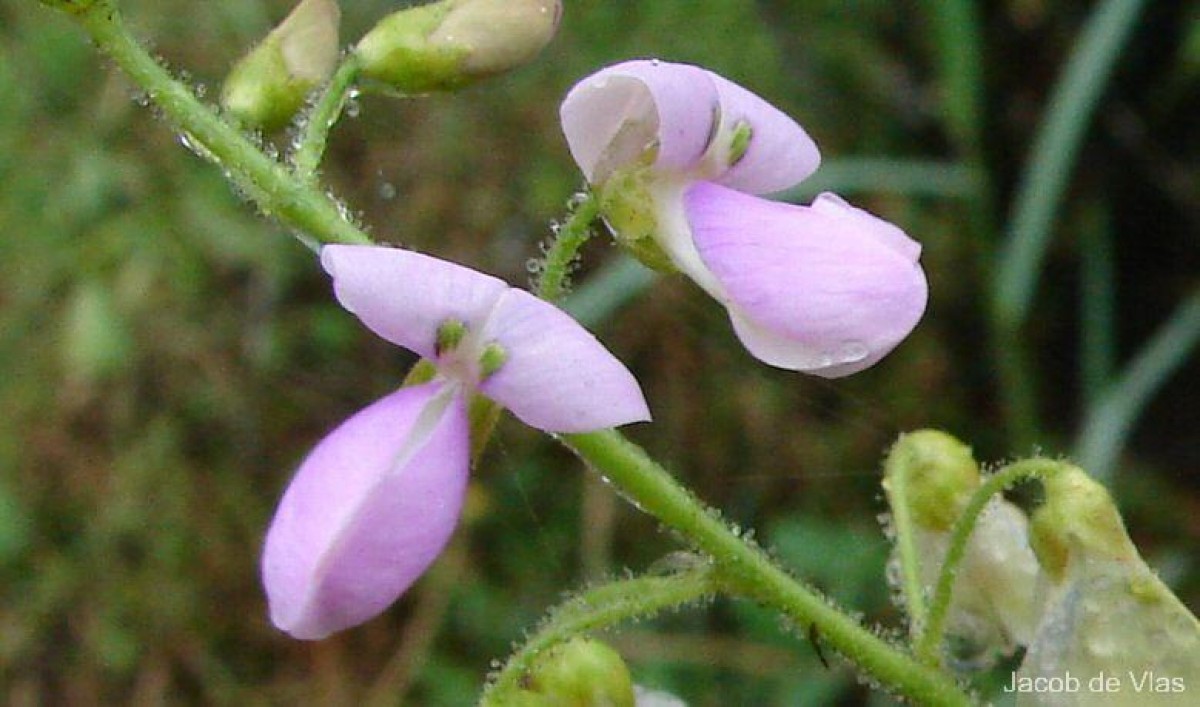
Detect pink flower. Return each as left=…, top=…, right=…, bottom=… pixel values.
left=263, top=246, right=649, bottom=639
left=560, top=59, right=928, bottom=377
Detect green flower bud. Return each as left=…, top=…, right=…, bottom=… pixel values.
left=883, top=429, right=980, bottom=532
left=220, top=0, right=341, bottom=130
left=519, top=637, right=635, bottom=707
left=1029, top=465, right=1138, bottom=581
left=355, top=0, right=561, bottom=93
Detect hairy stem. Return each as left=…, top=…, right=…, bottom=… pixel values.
left=75, top=2, right=372, bottom=248
left=562, top=430, right=972, bottom=706
left=916, top=458, right=1064, bottom=664
left=481, top=563, right=718, bottom=704
left=536, top=193, right=601, bottom=302
left=293, top=57, right=362, bottom=182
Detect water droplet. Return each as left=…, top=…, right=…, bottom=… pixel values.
left=345, top=98, right=361, bottom=118
left=525, top=258, right=543, bottom=274
left=828, top=341, right=870, bottom=366
left=378, top=182, right=397, bottom=200
left=177, top=131, right=214, bottom=161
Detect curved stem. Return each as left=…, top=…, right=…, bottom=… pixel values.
left=536, top=193, right=601, bottom=302
left=293, top=57, right=362, bottom=182
left=916, top=458, right=1065, bottom=664
left=76, top=2, right=372, bottom=247
left=481, top=563, right=718, bottom=705
left=561, top=430, right=971, bottom=706
left=882, top=457, right=929, bottom=634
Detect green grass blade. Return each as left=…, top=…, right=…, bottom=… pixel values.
left=994, top=0, right=1148, bottom=326
left=1075, top=289, right=1200, bottom=482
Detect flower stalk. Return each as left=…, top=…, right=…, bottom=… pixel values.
left=482, top=563, right=718, bottom=705
left=73, top=1, right=371, bottom=247
left=915, top=458, right=1064, bottom=665
left=561, top=430, right=972, bottom=706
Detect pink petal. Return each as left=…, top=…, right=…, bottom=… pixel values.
left=477, top=289, right=650, bottom=432
left=321, top=245, right=508, bottom=359
left=560, top=60, right=719, bottom=183
left=684, top=182, right=928, bottom=377
left=262, top=382, right=469, bottom=639
left=708, top=72, right=821, bottom=195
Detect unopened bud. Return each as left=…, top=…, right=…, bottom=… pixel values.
left=355, top=0, right=561, bottom=93
left=519, top=637, right=635, bottom=706
left=221, top=0, right=341, bottom=130
left=883, top=429, right=980, bottom=531
left=1029, top=465, right=1137, bottom=580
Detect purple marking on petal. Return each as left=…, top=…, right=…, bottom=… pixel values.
left=684, top=182, right=928, bottom=377
left=708, top=72, right=821, bottom=195
left=262, top=382, right=469, bottom=639
left=321, top=245, right=508, bottom=360
left=477, top=289, right=650, bottom=432
left=560, top=60, right=718, bottom=183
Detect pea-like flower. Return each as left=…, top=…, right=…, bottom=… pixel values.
left=560, top=60, right=928, bottom=376
left=262, top=245, right=649, bottom=639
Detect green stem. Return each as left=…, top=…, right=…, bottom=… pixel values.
left=481, top=563, right=718, bottom=704
left=75, top=2, right=372, bottom=247
left=536, top=194, right=601, bottom=302
left=561, top=430, right=971, bottom=706
left=293, top=57, right=362, bottom=182
left=882, top=457, right=929, bottom=634
left=916, top=458, right=1064, bottom=664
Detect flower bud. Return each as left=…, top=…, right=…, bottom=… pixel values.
left=883, top=429, right=980, bottom=532
left=355, top=0, right=561, bottom=93
left=220, top=0, right=340, bottom=130
left=1029, top=465, right=1137, bottom=581
left=518, top=637, right=635, bottom=707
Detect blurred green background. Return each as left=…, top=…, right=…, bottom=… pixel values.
left=1, top=0, right=1197, bottom=704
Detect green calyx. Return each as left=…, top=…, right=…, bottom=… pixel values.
left=355, top=0, right=561, bottom=94
left=354, top=2, right=463, bottom=93
left=514, top=637, right=635, bottom=707
left=220, top=0, right=340, bottom=130
left=883, top=430, right=981, bottom=531
left=1029, top=465, right=1138, bottom=581
left=596, top=168, right=676, bottom=273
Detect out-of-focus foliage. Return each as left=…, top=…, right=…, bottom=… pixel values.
left=1, top=0, right=1196, bottom=704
